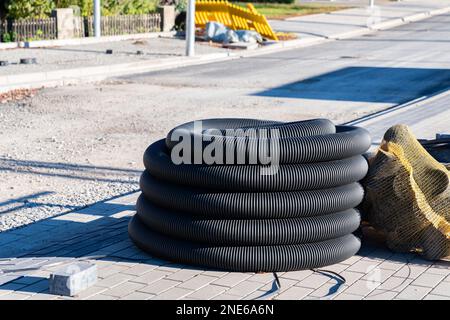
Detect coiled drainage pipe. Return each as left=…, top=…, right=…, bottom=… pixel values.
left=129, top=118, right=371, bottom=272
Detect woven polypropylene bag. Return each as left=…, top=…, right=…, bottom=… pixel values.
left=362, top=124, right=450, bottom=260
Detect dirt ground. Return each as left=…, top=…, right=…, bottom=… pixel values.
left=0, top=76, right=368, bottom=231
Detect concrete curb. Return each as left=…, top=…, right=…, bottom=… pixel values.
left=0, top=52, right=233, bottom=93
left=21, top=31, right=177, bottom=49
left=2, top=5, right=450, bottom=93
left=0, top=43, right=19, bottom=50
left=0, top=32, right=177, bottom=51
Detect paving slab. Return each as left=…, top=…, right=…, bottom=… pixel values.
left=0, top=199, right=446, bottom=300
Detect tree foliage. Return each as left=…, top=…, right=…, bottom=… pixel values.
left=5, top=0, right=160, bottom=18
left=7, top=0, right=54, bottom=18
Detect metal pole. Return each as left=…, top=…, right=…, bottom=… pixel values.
left=369, top=0, right=374, bottom=8
left=186, top=0, right=195, bottom=56
left=94, top=0, right=101, bottom=37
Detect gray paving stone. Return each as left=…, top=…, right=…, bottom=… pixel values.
left=2, top=187, right=448, bottom=301
left=274, top=286, right=313, bottom=300
left=409, top=257, right=434, bottom=267
left=241, top=290, right=270, bottom=300
left=151, top=287, right=192, bottom=300
left=177, top=275, right=217, bottom=291
left=212, top=293, right=242, bottom=300
left=96, top=273, right=134, bottom=288
left=166, top=269, right=203, bottom=282
left=384, top=253, right=415, bottom=264
left=394, top=264, right=428, bottom=279
left=121, top=291, right=154, bottom=300
left=130, top=270, right=171, bottom=285
left=396, top=285, right=432, bottom=300
left=225, top=280, right=264, bottom=297
left=185, top=284, right=227, bottom=300
left=340, top=255, right=362, bottom=265
left=296, top=273, right=333, bottom=289
left=120, top=263, right=156, bottom=276
left=246, top=273, right=276, bottom=284
left=75, top=285, right=108, bottom=299
left=0, top=233, right=24, bottom=246
left=260, top=278, right=297, bottom=293
left=103, top=281, right=146, bottom=298
left=281, top=270, right=313, bottom=282
left=347, top=260, right=380, bottom=274
left=318, top=263, right=349, bottom=274
left=112, top=260, right=138, bottom=268
left=362, top=267, right=396, bottom=283
left=307, top=281, right=348, bottom=300
left=343, top=279, right=380, bottom=297
left=138, top=279, right=180, bottom=295
left=423, top=294, right=450, bottom=300
left=49, top=262, right=97, bottom=296
left=331, top=270, right=364, bottom=286
left=430, top=281, right=450, bottom=297
left=109, top=210, right=135, bottom=219
left=0, top=292, right=33, bottom=300
left=377, top=276, right=413, bottom=293
left=426, top=266, right=450, bottom=276
left=201, top=270, right=229, bottom=278
left=0, top=282, right=27, bottom=295
left=411, top=272, right=445, bottom=288
left=87, top=293, right=118, bottom=300
left=26, top=292, right=58, bottom=300
left=0, top=274, right=22, bottom=286
left=364, top=289, right=398, bottom=300
left=212, top=273, right=251, bottom=288
left=20, top=279, right=49, bottom=294
left=333, top=293, right=363, bottom=300
left=360, top=249, right=394, bottom=262
left=156, top=264, right=184, bottom=273
left=53, top=213, right=102, bottom=223
left=97, top=264, right=130, bottom=278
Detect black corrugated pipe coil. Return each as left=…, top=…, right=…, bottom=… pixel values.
left=129, top=118, right=371, bottom=272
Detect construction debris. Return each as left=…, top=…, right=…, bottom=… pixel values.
left=362, top=125, right=450, bottom=260
left=204, top=21, right=262, bottom=45
left=196, top=0, right=278, bottom=41
left=0, top=88, right=38, bottom=104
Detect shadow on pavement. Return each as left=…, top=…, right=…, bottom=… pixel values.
left=254, top=66, right=450, bottom=104
left=0, top=191, right=446, bottom=298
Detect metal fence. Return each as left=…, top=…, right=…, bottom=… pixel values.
left=0, top=13, right=161, bottom=42
left=0, top=17, right=57, bottom=42
left=85, top=14, right=161, bottom=36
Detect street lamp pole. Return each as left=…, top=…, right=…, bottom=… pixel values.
left=186, top=0, right=195, bottom=56
left=94, top=0, right=101, bottom=37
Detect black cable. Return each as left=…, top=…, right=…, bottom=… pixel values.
left=273, top=272, right=281, bottom=289
left=310, top=268, right=346, bottom=284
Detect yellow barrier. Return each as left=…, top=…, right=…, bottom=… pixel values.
left=195, top=0, right=278, bottom=41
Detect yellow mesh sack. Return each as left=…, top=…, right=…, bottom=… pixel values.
left=362, top=124, right=450, bottom=260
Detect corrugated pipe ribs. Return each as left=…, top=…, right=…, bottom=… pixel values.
left=128, top=118, right=371, bottom=272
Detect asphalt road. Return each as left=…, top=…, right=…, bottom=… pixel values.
left=1, top=13, right=450, bottom=230
left=122, top=12, right=450, bottom=137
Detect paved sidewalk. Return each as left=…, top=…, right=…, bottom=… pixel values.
left=1, top=0, right=450, bottom=92
left=0, top=96, right=449, bottom=300
left=0, top=191, right=449, bottom=300
left=270, top=0, right=450, bottom=39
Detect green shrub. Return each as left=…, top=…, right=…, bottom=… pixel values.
left=175, top=0, right=187, bottom=12
left=1, top=31, right=16, bottom=42
left=7, top=0, right=55, bottom=18
left=6, top=0, right=160, bottom=18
